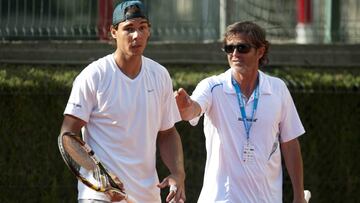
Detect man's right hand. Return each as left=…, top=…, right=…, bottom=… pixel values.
left=105, top=190, right=126, bottom=202
left=174, top=88, right=191, bottom=109
left=105, top=174, right=127, bottom=202
left=174, top=88, right=200, bottom=121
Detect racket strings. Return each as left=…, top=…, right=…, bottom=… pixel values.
left=62, top=135, right=96, bottom=171
left=62, top=135, right=111, bottom=190
left=95, top=167, right=111, bottom=189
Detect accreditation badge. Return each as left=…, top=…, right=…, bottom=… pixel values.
left=243, top=142, right=255, bottom=163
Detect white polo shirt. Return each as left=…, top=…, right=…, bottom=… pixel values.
left=190, top=69, right=305, bottom=203
left=64, top=54, right=181, bottom=203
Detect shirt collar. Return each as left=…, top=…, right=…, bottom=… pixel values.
left=222, top=69, right=272, bottom=95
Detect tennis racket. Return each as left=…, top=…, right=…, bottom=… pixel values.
left=304, top=190, right=311, bottom=203
left=58, top=131, right=136, bottom=203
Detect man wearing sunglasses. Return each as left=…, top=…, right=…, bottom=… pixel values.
left=175, top=21, right=306, bottom=203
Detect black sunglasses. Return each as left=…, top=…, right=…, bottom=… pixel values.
left=222, top=43, right=254, bottom=54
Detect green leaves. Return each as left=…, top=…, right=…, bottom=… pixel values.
left=269, top=67, right=360, bottom=92
left=0, top=65, right=80, bottom=94
left=0, top=64, right=359, bottom=93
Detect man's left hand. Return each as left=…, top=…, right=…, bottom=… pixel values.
left=157, top=174, right=186, bottom=203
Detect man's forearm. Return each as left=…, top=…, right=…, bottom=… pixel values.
left=281, top=139, right=305, bottom=200
left=157, top=127, right=185, bottom=178
left=60, top=114, right=86, bottom=135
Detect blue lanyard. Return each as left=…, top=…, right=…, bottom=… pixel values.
left=231, top=76, right=259, bottom=140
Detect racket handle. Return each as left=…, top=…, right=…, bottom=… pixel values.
left=125, top=194, right=136, bottom=203
left=304, top=190, right=311, bottom=203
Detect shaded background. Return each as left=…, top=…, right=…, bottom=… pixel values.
left=0, top=65, right=359, bottom=202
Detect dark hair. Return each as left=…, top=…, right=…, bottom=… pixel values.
left=223, top=21, right=270, bottom=67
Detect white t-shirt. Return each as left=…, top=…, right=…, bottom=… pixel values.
left=190, top=69, right=305, bottom=203
left=64, top=54, right=181, bottom=203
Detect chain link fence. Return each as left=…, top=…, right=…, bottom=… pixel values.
left=1, top=0, right=360, bottom=43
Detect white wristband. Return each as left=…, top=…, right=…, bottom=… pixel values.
left=169, top=185, right=177, bottom=193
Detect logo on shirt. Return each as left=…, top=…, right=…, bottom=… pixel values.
left=147, top=89, right=154, bottom=93
left=238, top=117, right=257, bottom=122
left=68, top=102, right=82, bottom=108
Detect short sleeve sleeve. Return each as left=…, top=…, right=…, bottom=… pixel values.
left=189, top=78, right=213, bottom=126
left=159, top=71, right=181, bottom=131
left=64, top=67, right=98, bottom=123
left=279, top=85, right=305, bottom=143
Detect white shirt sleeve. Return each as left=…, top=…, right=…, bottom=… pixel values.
left=189, top=78, right=213, bottom=126
left=159, top=71, right=181, bottom=131
left=279, top=85, right=305, bottom=143
left=64, top=66, right=97, bottom=122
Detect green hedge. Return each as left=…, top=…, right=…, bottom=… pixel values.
left=1, top=64, right=360, bottom=93
left=0, top=65, right=359, bottom=202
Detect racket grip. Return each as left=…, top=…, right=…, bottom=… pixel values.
left=125, top=194, right=136, bottom=203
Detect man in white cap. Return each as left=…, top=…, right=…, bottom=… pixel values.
left=60, top=1, right=186, bottom=202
